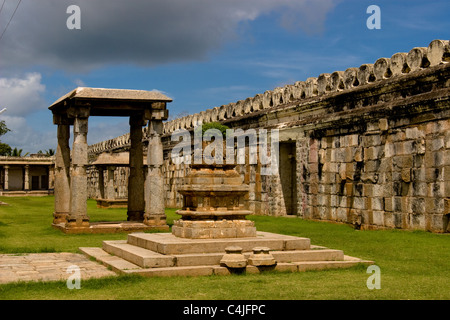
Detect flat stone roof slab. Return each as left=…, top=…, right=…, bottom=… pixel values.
left=49, top=87, right=172, bottom=110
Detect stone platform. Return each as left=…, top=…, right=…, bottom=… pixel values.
left=0, top=253, right=116, bottom=284
left=80, top=231, right=373, bottom=277
left=52, top=221, right=169, bottom=234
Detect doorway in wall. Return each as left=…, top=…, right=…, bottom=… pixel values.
left=279, top=142, right=297, bottom=215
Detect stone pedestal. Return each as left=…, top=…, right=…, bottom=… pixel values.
left=172, top=219, right=256, bottom=239
left=173, top=152, right=256, bottom=239
left=248, top=247, right=277, bottom=266
left=220, top=246, right=247, bottom=269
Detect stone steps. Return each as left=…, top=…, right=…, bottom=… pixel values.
left=80, top=231, right=373, bottom=277
left=80, top=247, right=371, bottom=277
left=102, top=241, right=175, bottom=268
left=101, top=240, right=345, bottom=268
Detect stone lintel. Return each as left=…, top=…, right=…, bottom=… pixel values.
left=67, top=106, right=91, bottom=119
left=145, top=108, right=169, bottom=121
left=53, top=114, right=72, bottom=125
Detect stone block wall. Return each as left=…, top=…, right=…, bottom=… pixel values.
left=87, top=39, right=450, bottom=232
left=87, top=166, right=129, bottom=200
left=299, top=120, right=450, bottom=232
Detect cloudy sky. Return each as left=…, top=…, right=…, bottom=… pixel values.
left=0, top=0, right=448, bottom=153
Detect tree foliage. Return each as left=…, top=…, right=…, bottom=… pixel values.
left=0, top=120, right=11, bottom=156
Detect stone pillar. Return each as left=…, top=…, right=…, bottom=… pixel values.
left=106, top=165, right=116, bottom=200
left=53, top=119, right=71, bottom=224
left=127, top=115, right=146, bottom=221
left=97, top=166, right=105, bottom=199
left=48, top=165, right=55, bottom=190
left=144, top=120, right=167, bottom=227
left=4, top=165, right=9, bottom=191
left=24, top=165, right=30, bottom=191
left=66, top=113, right=90, bottom=229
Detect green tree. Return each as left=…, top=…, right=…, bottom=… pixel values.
left=0, top=143, right=12, bottom=156
left=11, top=147, right=29, bottom=157
left=0, top=120, right=11, bottom=156
left=45, top=149, right=55, bottom=156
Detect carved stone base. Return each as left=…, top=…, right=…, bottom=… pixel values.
left=52, top=212, right=68, bottom=224
left=172, top=219, right=257, bottom=239
left=127, top=210, right=144, bottom=222
left=144, top=213, right=168, bottom=228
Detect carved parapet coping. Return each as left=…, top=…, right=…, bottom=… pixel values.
left=254, top=94, right=264, bottom=111
left=218, top=105, right=227, bottom=120
left=344, top=67, right=359, bottom=89
left=200, top=110, right=210, bottom=124
left=243, top=97, right=253, bottom=114
left=428, top=39, right=450, bottom=66
left=317, top=73, right=331, bottom=95
left=374, top=58, right=392, bottom=80
left=357, top=64, right=376, bottom=85
left=390, top=52, right=409, bottom=75
left=234, top=100, right=244, bottom=117
left=211, top=106, right=220, bottom=122
left=261, top=90, right=272, bottom=109
left=304, top=78, right=318, bottom=98
left=330, top=71, right=345, bottom=92
left=407, top=47, right=429, bottom=72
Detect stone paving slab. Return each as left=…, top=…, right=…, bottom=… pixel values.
left=0, top=253, right=117, bottom=284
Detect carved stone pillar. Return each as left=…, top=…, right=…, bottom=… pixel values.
left=144, top=120, right=167, bottom=227
left=48, top=165, right=55, bottom=191
left=24, top=165, right=30, bottom=191
left=106, top=165, right=116, bottom=200
left=127, top=115, right=146, bottom=222
left=4, top=165, right=9, bottom=191
left=66, top=112, right=90, bottom=228
left=53, top=118, right=71, bottom=224
left=97, top=165, right=105, bottom=199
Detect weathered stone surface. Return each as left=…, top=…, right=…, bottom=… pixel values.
left=220, top=246, right=247, bottom=268
left=0, top=252, right=116, bottom=284
left=248, top=247, right=276, bottom=266
left=51, top=87, right=171, bottom=233
left=427, top=39, right=450, bottom=66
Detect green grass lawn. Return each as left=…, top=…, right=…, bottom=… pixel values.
left=0, top=196, right=449, bottom=300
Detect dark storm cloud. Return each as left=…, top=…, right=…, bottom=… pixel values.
left=0, top=0, right=337, bottom=72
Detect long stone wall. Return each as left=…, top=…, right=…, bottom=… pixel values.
left=87, top=39, right=450, bottom=232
